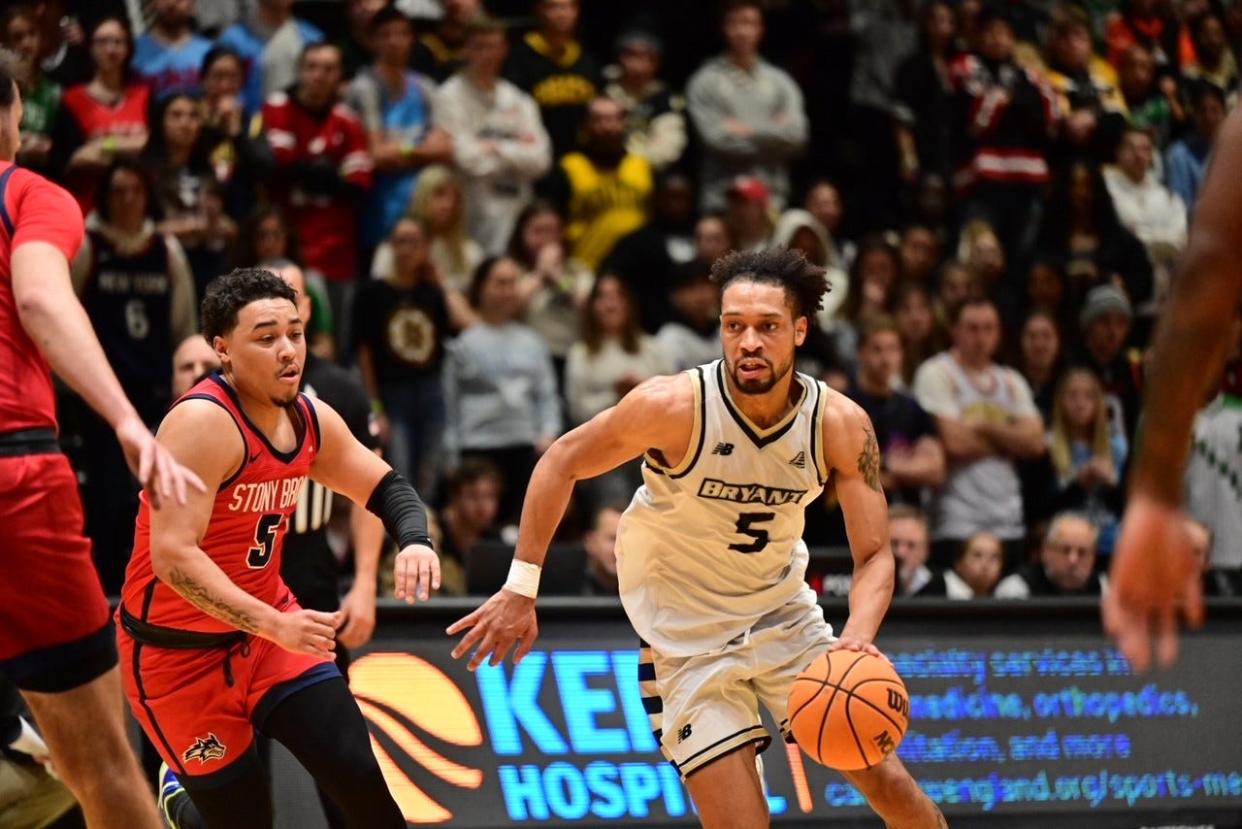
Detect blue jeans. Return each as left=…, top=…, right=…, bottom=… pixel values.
left=381, top=374, right=446, bottom=502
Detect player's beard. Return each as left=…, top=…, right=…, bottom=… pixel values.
left=271, top=374, right=301, bottom=408
left=272, top=388, right=300, bottom=408
left=730, top=354, right=792, bottom=395
left=271, top=360, right=301, bottom=407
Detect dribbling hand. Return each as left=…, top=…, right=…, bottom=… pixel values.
left=447, top=590, right=538, bottom=672
left=829, top=636, right=889, bottom=663
left=1104, top=494, right=1204, bottom=671
left=394, top=544, right=440, bottom=603
left=271, top=609, right=341, bottom=656
left=115, top=415, right=207, bottom=509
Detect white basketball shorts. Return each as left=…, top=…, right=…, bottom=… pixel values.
left=637, top=591, right=835, bottom=779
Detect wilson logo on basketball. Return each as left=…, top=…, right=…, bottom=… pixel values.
left=887, top=689, right=910, bottom=720
left=351, top=653, right=484, bottom=824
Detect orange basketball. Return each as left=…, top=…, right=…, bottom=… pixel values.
left=787, top=649, right=910, bottom=771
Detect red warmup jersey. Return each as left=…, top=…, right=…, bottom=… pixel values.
left=259, top=93, right=372, bottom=281
left=60, top=84, right=150, bottom=141
left=60, top=84, right=151, bottom=214
left=0, top=163, right=85, bottom=433
left=120, top=374, right=321, bottom=633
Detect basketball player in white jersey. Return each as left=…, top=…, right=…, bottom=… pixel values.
left=449, top=249, right=946, bottom=827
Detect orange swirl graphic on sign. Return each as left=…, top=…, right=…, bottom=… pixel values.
left=352, top=652, right=484, bottom=824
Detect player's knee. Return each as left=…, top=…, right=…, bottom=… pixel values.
left=56, top=748, right=147, bottom=804
left=333, top=742, right=387, bottom=793
left=43, top=721, right=135, bottom=788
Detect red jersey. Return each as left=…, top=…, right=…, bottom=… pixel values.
left=61, top=84, right=150, bottom=141
left=60, top=84, right=150, bottom=215
left=120, top=374, right=321, bottom=633
left=259, top=92, right=372, bottom=281
left=0, top=163, right=85, bottom=434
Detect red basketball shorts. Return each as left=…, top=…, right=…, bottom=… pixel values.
left=118, top=602, right=338, bottom=778
left=0, top=452, right=115, bottom=691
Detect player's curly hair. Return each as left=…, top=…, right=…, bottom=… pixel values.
left=201, top=268, right=298, bottom=341
left=709, top=248, right=830, bottom=320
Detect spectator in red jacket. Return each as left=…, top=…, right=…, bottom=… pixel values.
left=257, top=41, right=372, bottom=349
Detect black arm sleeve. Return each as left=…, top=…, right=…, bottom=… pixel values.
left=365, top=470, right=433, bottom=549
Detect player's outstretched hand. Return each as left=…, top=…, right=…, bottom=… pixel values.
left=828, top=636, right=889, bottom=663
left=394, top=544, right=440, bottom=603
left=1104, top=495, right=1204, bottom=671
left=115, top=415, right=207, bottom=509
left=447, top=589, right=538, bottom=672
left=271, top=609, right=341, bottom=656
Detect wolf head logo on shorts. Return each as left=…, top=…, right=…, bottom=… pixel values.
left=182, top=733, right=227, bottom=765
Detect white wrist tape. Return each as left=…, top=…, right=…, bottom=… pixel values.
left=504, top=559, right=542, bottom=598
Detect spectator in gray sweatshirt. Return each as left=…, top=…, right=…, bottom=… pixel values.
left=443, top=255, right=563, bottom=524
left=686, top=0, right=808, bottom=212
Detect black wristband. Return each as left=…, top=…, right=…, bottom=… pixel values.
left=365, top=470, right=433, bottom=550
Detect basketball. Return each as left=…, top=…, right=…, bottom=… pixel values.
left=787, top=649, right=910, bottom=771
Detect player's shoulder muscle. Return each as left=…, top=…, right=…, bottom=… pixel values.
left=7, top=168, right=85, bottom=270
left=305, top=394, right=349, bottom=444
left=158, top=398, right=244, bottom=486
left=603, top=370, right=698, bottom=463
left=616, top=372, right=694, bottom=430
left=819, top=384, right=873, bottom=475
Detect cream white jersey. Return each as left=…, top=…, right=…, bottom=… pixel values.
left=616, top=360, right=832, bottom=657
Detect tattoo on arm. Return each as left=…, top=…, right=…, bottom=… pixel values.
left=858, top=426, right=882, bottom=492
left=167, top=567, right=259, bottom=634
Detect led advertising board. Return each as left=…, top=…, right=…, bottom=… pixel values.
left=336, top=601, right=1242, bottom=828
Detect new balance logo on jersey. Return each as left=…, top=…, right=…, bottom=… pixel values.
left=678, top=723, right=693, bottom=743
left=698, top=478, right=808, bottom=506
left=182, top=733, right=227, bottom=765
left=712, top=442, right=734, bottom=456
left=788, top=451, right=806, bottom=468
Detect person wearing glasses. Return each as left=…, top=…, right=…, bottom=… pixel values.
left=995, top=512, right=1108, bottom=598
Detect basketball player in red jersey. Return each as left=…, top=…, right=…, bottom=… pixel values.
left=1106, top=106, right=1242, bottom=670
left=0, top=62, right=204, bottom=828
left=117, top=268, right=438, bottom=827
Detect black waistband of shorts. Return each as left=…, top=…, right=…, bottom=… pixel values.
left=0, top=427, right=58, bottom=457
left=120, top=605, right=247, bottom=650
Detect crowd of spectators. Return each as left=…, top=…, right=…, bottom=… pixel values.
left=31, top=0, right=1242, bottom=601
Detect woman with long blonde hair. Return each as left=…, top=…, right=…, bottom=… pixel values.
left=406, top=165, right=482, bottom=290
left=370, top=164, right=482, bottom=294
left=1047, top=368, right=1127, bottom=553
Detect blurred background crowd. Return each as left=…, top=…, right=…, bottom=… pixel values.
left=24, top=0, right=1242, bottom=604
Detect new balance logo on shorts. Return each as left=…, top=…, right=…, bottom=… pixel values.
left=183, top=733, right=227, bottom=764
left=712, top=442, right=734, bottom=456
left=788, top=451, right=805, bottom=468
left=678, top=723, right=693, bottom=743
